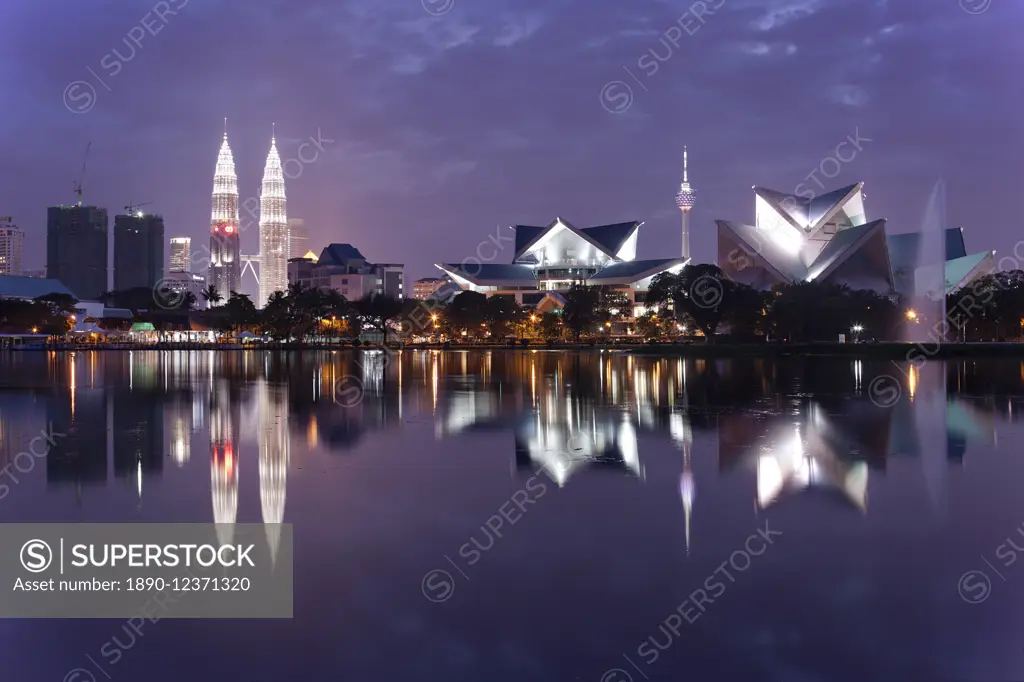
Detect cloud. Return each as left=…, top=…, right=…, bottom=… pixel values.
left=827, top=84, right=869, bottom=107
left=729, top=41, right=798, bottom=57
left=493, top=13, right=545, bottom=47
left=750, top=0, right=822, bottom=31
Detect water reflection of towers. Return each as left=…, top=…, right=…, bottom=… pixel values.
left=257, top=378, right=289, bottom=565
left=210, top=380, right=239, bottom=547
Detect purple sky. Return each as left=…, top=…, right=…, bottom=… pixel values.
left=1, top=0, right=1020, bottom=285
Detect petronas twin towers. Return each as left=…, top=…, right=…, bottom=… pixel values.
left=208, top=120, right=288, bottom=307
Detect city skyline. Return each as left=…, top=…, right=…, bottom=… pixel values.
left=1, top=1, right=1017, bottom=283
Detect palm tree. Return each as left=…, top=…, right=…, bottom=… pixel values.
left=201, top=284, right=222, bottom=308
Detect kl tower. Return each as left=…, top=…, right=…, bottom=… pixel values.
left=674, top=146, right=696, bottom=262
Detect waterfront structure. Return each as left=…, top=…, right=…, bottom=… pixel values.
left=0, top=217, right=24, bottom=275
left=288, top=218, right=307, bottom=262
left=436, top=218, right=686, bottom=312
left=290, top=244, right=403, bottom=300
left=169, top=237, right=191, bottom=273
left=47, top=205, right=108, bottom=300
left=258, top=128, right=289, bottom=307
left=674, top=147, right=696, bottom=260
left=209, top=122, right=240, bottom=301
left=887, top=227, right=995, bottom=298
left=160, top=271, right=207, bottom=308
left=114, top=212, right=164, bottom=291
left=413, top=277, right=445, bottom=300
left=717, top=181, right=993, bottom=298
left=717, top=183, right=894, bottom=293
left=0, top=275, right=77, bottom=301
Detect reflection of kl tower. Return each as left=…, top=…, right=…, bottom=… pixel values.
left=670, top=362, right=694, bottom=555
left=257, top=379, right=289, bottom=566
left=209, top=119, right=241, bottom=300
left=674, top=145, right=696, bottom=262
left=210, top=382, right=239, bottom=547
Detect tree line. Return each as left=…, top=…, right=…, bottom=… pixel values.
left=6, top=264, right=1024, bottom=343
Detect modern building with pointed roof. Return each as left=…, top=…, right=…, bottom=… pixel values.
left=258, top=126, right=289, bottom=307
left=718, top=182, right=993, bottom=297
left=209, top=120, right=240, bottom=301
left=718, top=182, right=895, bottom=293
left=436, top=217, right=686, bottom=312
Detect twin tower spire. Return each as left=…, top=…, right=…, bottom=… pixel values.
left=209, top=120, right=288, bottom=307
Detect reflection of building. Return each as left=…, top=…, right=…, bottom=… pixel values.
left=437, top=218, right=685, bottom=312
left=112, top=390, right=164, bottom=496
left=257, top=379, right=289, bottom=565
left=209, top=124, right=240, bottom=299
left=210, top=381, right=239, bottom=547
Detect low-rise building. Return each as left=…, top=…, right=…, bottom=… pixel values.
left=160, top=271, right=208, bottom=309
left=289, top=244, right=404, bottom=301
left=413, top=277, right=445, bottom=300
left=436, top=218, right=685, bottom=313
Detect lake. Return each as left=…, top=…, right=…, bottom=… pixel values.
left=0, top=349, right=1022, bottom=681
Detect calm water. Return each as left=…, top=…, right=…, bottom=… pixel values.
left=1, top=350, right=1023, bottom=681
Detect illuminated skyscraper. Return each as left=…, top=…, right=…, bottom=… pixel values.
left=288, top=218, right=307, bottom=262
left=209, top=120, right=240, bottom=301
left=674, top=145, right=696, bottom=262
left=258, top=127, right=288, bottom=306
left=169, top=236, right=191, bottom=272
left=0, top=217, right=24, bottom=275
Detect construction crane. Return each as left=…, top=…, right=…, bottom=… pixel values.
left=124, top=201, right=153, bottom=217
left=73, top=142, right=92, bottom=206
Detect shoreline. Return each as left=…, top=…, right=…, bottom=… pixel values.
left=3, top=341, right=1024, bottom=358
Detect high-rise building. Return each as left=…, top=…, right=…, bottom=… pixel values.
left=288, top=218, right=307, bottom=262
left=675, top=145, right=696, bottom=261
left=169, top=237, right=191, bottom=273
left=0, top=217, right=24, bottom=276
left=114, top=212, right=164, bottom=291
left=209, top=121, right=240, bottom=301
left=258, top=128, right=288, bottom=306
left=47, top=205, right=108, bottom=300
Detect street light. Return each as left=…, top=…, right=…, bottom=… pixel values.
left=851, top=324, right=863, bottom=342
left=906, top=309, right=917, bottom=321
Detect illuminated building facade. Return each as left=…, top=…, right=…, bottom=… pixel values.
left=436, top=218, right=686, bottom=312
left=717, top=182, right=994, bottom=297
left=258, top=129, right=289, bottom=307
left=169, top=236, right=191, bottom=273
left=0, top=217, right=24, bottom=275
left=208, top=124, right=240, bottom=300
